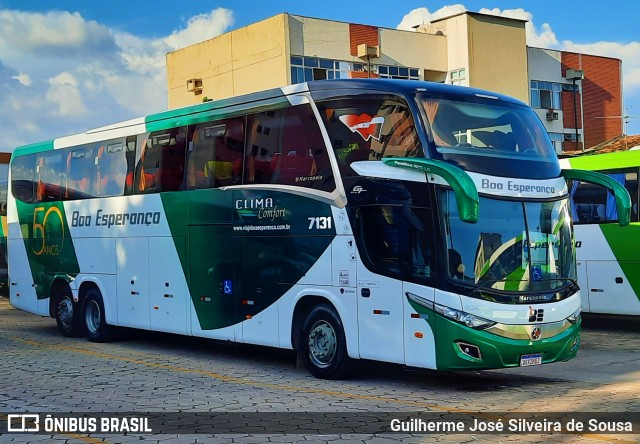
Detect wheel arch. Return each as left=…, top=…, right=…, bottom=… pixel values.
left=290, top=289, right=359, bottom=359
left=48, top=275, right=73, bottom=318
left=76, top=275, right=116, bottom=325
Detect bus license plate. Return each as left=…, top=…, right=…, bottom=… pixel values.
left=520, top=353, right=542, bottom=366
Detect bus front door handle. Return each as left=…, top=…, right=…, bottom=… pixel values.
left=361, top=288, right=371, bottom=298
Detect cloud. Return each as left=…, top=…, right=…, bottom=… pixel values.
left=11, top=73, right=32, bottom=86
left=397, top=5, right=467, bottom=30
left=46, top=72, right=87, bottom=117
left=164, top=8, right=234, bottom=51
left=397, top=6, right=559, bottom=48
left=0, top=9, right=116, bottom=56
left=0, top=7, right=234, bottom=152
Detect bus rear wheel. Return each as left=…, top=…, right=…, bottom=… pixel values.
left=300, top=304, right=351, bottom=380
left=55, top=288, right=83, bottom=337
left=82, top=288, right=117, bottom=343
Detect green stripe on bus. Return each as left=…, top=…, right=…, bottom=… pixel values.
left=160, top=189, right=336, bottom=330
left=145, top=98, right=291, bottom=133
left=567, top=151, right=640, bottom=170
left=11, top=140, right=55, bottom=157
left=383, top=157, right=479, bottom=223
left=600, top=223, right=640, bottom=302
left=15, top=200, right=80, bottom=299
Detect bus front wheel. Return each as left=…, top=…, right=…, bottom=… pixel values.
left=300, top=304, right=351, bottom=380
left=55, top=288, right=83, bottom=337
left=82, top=288, right=117, bottom=343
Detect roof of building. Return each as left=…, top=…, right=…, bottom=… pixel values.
left=559, top=134, right=640, bottom=158
left=431, top=10, right=528, bottom=24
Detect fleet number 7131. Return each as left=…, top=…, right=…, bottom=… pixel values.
left=308, top=216, right=332, bottom=230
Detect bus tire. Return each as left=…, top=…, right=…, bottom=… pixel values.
left=300, top=304, right=351, bottom=380
left=82, top=288, right=117, bottom=343
left=55, top=287, right=83, bottom=337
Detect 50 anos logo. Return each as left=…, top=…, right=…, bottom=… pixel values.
left=31, top=206, right=65, bottom=257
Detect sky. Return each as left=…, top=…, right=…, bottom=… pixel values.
left=0, top=0, right=639, bottom=152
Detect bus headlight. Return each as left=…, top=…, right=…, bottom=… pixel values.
left=434, top=303, right=496, bottom=330
left=567, top=307, right=582, bottom=324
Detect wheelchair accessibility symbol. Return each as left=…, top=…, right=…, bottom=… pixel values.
left=223, top=280, right=233, bottom=295
left=532, top=267, right=542, bottom=281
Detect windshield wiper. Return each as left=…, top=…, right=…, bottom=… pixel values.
left=471, top=279, right=515, bottom=296
left=472, top=277, right=579, bottom=297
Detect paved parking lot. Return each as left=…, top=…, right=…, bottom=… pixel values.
left=0, top=297, right=638, bottom=443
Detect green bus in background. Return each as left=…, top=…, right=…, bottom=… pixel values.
left=0, top=181, right=7, bottom=297
left=561, top=150, right=640, bottom=315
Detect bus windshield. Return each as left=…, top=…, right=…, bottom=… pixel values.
left=415, top=93, right=560, bottom=179
left=441, top=191, right=576, bottom=293
left=417, top=94, right=556, bottom=158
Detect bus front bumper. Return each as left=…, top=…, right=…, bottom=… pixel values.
left=434, top=314, right=581, bottom=371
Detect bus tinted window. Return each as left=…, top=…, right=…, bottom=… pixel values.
left=10, top=155, right=35, bottom=203
left=244, top=104, right=334, bottom=191
left=137, top=128, right=187, bottom=193
left=93, top=139, right=132, bottom=197
left=64, top=146, right=94, bottom=200
left=36, top=151, right=64, bottom=202
left=417, top=95, right=556, bottom=160
left=187, top=117, right=245, bottom=189
left=317, top=96, right=421, bottom=177
left=571, top=169, right=639, bottom=224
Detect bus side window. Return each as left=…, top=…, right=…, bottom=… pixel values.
left=354, top=182, right=434, bottom=281
left=571, top=169, right=638, bottom=224
left=244, top=105, right=335, bottom=192
left=10, top=155, right=35, bottom=203
left=93, top=139, right=129, bottom=197
left=137, top=128, right=187, bottom=193
left=36, top=151, right=64, bottom=202
left=187, top=117, right=244, bottom=189
left=317, top=96, right=421, bottom=178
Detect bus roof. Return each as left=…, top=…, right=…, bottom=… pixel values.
left=11, top=79, right=527, bottom=158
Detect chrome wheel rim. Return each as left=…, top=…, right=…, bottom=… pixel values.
left=308, top=320, right=337, bottom=368
left=57, top=297, right=74, bottom=330
left=85, top=300, right=101, bottom=333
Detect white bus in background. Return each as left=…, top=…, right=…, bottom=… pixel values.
left=561, top=151, right=639, bottom=315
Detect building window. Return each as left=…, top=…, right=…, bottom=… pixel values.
left=375, top=65, right=420, bottom=80
left=290, top=56, right=420, bottom=83
left=530, top=81, right=562, bottom=109
left=564, top=133, right=580, bottom=142
left=291, top=56, right=352, bottom=83
left=449, top=68, right=466, bottom=86
left=548, top=132, right=564, bottom=153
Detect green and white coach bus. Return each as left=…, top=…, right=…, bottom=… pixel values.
left=561, top=150, right=639, bottom=315
left=8, top=79, right=630, bottom=379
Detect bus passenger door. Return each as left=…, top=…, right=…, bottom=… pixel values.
left=116, top=237, right=150, bottom=330
left=188, top=224, right=238, bottom=339
left=576, top=259, right=590, bottom=312
left=353, top=204, right=406, bottom=364
left=149, top=237, right=188, bottom=334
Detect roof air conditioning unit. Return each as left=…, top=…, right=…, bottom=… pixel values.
left=546, top=111, right=559, bottom=121
left=357, top=44, right=380, bottom=59
left=186, top=78, right=203, bottom=93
